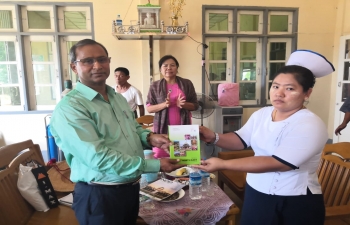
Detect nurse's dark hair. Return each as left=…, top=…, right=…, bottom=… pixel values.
left=158, top=55, right=179, bottom=69
left=274, top=65, right=316, bottom=92
left=69, top=39, right=109, bottom=63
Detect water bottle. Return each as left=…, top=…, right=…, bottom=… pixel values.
left=189, top=172, right=202, bottom=200
left=116, top=14, right=123, bottom=26
left=143, top=150, right=158, bottom=183
left=200, top=170, right=210, bottom=192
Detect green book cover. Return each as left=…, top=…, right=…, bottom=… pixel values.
left=168, top=125, right=201, bottom=165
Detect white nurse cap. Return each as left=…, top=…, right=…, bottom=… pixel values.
left=286, top=50, right=335, bottom=78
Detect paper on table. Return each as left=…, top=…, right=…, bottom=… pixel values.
left=58, top=193, right=73, bottom=207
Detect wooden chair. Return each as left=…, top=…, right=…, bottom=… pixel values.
left=217, top=143, right=350, bottom=224
left=0, top=139, right=78, bottom=225
left=136, top=115, right=154, bottom=129
left=318, top=142, right=350, bottom=224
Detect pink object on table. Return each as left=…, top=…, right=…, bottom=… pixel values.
left=218, top=83, right=239, bottom=107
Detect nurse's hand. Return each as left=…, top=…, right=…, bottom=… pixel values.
left=199, top=126, right=216, bottom=143
left=192, top=157, right=224, bottom=173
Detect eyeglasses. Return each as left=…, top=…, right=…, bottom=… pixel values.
left=74, top=57, right=111, bottom=66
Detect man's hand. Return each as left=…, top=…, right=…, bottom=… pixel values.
left=159, top=158, right=185, bottom=173
left=335, top=123, right=347, bottom=136
left=176, top=93, right=186, bottom=108
left=149, top=133, right=171, bottom=152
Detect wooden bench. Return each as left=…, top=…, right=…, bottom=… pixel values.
left=0, top=139, right=78, bottom=225
left=218, top=143, right=350, bottom=224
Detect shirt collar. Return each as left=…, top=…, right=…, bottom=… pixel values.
left=75, top=82, right=116, bottom=101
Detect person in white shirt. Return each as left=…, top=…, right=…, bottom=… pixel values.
left=194, top=50, right=335, bottom=225
left=114, top=67, right=145, bottom=118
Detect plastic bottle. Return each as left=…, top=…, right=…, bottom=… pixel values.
left=116, top=14, right=123, bottom=26
left=143, top=150, right=158, bottom=183
left=189, top=171, right=202, bottom=200
left=200, top=170, right=210, bottom=192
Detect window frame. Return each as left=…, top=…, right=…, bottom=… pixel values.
left=205, top=9, right=233, bottom=34
left=0, top=5, right=17, bottom=31
left=0, top=2, right=94, bottom=114
left=202, top=6, right=298, bottom=107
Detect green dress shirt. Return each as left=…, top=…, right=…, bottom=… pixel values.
left=50, top=82, right=160, bottom=183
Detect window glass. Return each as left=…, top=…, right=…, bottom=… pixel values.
left=28, top=11, right=51, bottom=29
left=65, top=41, right=79, bottom=83
left=240, top=42, right=256, bottom=60
left=240, top=14, right=259, bottom=32
left=0, top=86, right=21, bottom=106
left=343, top=62, right=350, bottom=81
left=30, top=41, right=56, bottom=106
left=342, top=83, right=350, bottom=102
left=209, top=63, right=226, bottom=81
left=269, top=42, right=286, bottom=60
left=239, top=62, right=256, bottom=81
left=239, top=83, right=256, bottom=100
left=270, top=15, right=288, bottom=32
left=0, top=41, right=16, bottom=61
left=0, top=10, right=13, bottom=29
left=345, top=39, right=350, bottom=59
left=209, top=42, right=227, bottom=60
left=0, top=64, right=18, bottom=84
left=64, top=11, right=87, bottom=29
left=269, top=63, right=285, bottom=80
left=209, top=13, right=228, bottom=31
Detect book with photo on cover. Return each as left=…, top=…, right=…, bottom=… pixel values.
left=168, top=125, right=201, bottom=165
left=140, top=178, right=185, bottom=201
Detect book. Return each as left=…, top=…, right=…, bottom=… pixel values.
left=168, top=125, right=201, bottom=165
left=58, top=193, right=73, bottom=207
left=140, top=178, right=185, bottom=201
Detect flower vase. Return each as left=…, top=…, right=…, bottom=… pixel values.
left=171, top=16, right=179, bottom=26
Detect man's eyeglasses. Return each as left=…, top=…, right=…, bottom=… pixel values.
left=74, top=57, right=111, bottom=66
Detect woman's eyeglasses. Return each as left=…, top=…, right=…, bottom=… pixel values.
left=74, top=57, right=111, bottom=66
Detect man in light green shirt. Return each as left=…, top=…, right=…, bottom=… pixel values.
left=50, top=39, right=183, bottom=225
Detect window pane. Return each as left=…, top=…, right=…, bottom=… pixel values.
left=239, top=83, right=255, bottom=100
left=342, top=83, right=350, bottom=102
left=209, top=42, right=227, bottom=60
left=268, top=82, right=272, bottom=100
left=240, top=42, right=256, bottom=60
left=65, top=41, right=79, bottom=82
left=240, top=14, right=259, bottom=32
left=31, top=42, right=52, bottom=62
left=0, top=10, right=13, bottom=28
left=64, top=11, right=87, bottom=29
left=239, top=62, right=256, bottom=81
left=0, top=86, right=21, bottom=106
left=33, top=64, right=55, bottom=84
left=0, top=41, right=16, bottom=61
left=28, top=11, right=51, bottom=29
left=209, top=83, right=219, bottom=100
left=344, top=62, right=350, bottom=81
left=270, top=43, right=286, bottom=60
left=209, top=63, right=226, bottom=81
left=209, top=13, right=228, bottom=31
left=0, top=64, right=18, bottom=84
left=269, top=63, right=284, bottom=80
left=35, top=86, right=56, bottom=105
left=270, top=15, right=288, bottom=32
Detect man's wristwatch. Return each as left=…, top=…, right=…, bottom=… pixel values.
left=213, top=132, right=219, bottom=145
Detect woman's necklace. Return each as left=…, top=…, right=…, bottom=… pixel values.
left=272, top=105, right=306, bottom=121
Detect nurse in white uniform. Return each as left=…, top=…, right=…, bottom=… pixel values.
left=194, top=50, right=335, bottom=225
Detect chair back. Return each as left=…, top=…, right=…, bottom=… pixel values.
left=0, top=140, right=45, bottom=225
left=136, top=115, right=154, bottom=129
left=318, top=142, right=350, bottom=207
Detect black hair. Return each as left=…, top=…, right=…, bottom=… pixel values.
left=274, top=65, right=316, bottom=92
left=158, top=55, right=179, bottom=69
left=69, top=39, right=108, bottom=63
left=114, top=67, right=130, bottom=76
